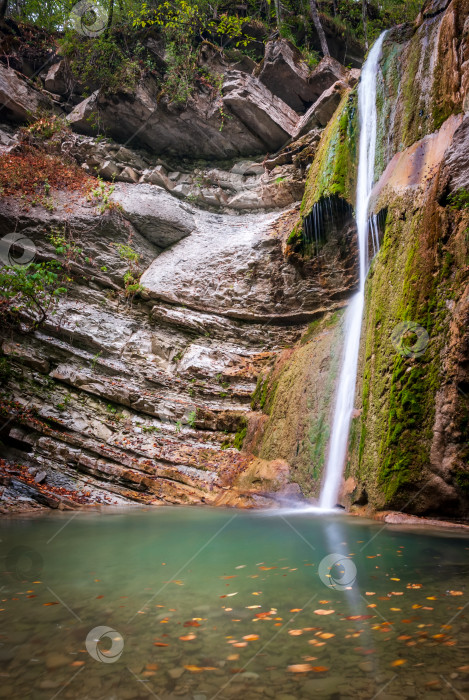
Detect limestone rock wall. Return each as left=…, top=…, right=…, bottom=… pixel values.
left=345, top=0, right=469, bottom=518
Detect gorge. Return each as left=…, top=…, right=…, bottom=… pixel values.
left=0, top=0, right=468, bottom=522
left=0, top=0, right=469, bottom=697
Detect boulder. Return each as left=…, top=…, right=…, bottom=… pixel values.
left=257, top=39, right=316, bottom=113
left=308, top=56, right=347, bottom=101
left=0, top=64, right=54, bottom=123
left=44, top=60, right=70, bottom=95
left=66, top=90, right=100, bottom=133
left=222, top=71, right=298, bottom=151
left=111, top=183, right=195, bottom=247
left=293, top=80, right=347, bottom=136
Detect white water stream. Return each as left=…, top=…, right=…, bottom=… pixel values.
left=319, top=32, right=387, bottom=510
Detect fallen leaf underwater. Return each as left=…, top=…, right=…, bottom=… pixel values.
left=1, top=508, right=468, bottom=699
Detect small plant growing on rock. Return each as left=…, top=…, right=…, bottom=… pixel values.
left=87, top=177, right=118, bottom=214
left=91, top=351, right=102, bottom=371
left=187, top=410, right=197, bottom=428
left=116, top=244, right=144, bottom=302
left=0, top=262, right=67, bottom=333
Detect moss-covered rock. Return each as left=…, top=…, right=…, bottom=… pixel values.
left=375, top=0, right=469, bottom=179
left=252, top=311, right=344, bottom=497
left=300, top=89, right=358, bottom=217
left=347, top=140, right=469, bottom=517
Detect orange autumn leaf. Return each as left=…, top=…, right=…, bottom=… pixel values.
left=179, top=634, right=196, bottom=641
left=288, top=630, right=303, bottom=636
left=312, top=666, right=329, bottom=672
left=343, top=615, right=374, bottom=621
left=391, top=659, right=406, bottom=667
left=242, top=634, right=259, bottom=641
left=233, top=642, right=248, bottom=648
left=183, top=621, right=201, bottom=627
left=288, top=664, right=313, bottom=673
left=153, top=642, right=169, bottom=647
left=43, top=602, right=59, bottom=606
left=290, top=608, right=302, bottom=612
left=314, top=609, right=334, bottom=615
left=319, top=633, right=335, bottom=639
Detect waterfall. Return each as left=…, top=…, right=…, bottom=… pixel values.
left=319, top=32, right=386, bottom=510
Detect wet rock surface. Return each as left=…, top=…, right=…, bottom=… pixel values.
left=0, top=125, right=356, bottom=509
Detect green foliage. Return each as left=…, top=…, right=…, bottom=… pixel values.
left=87, top=177, right=117, bottom=213
left=116, top=244, right=139, bottom=264
left=448, top=189, right=469, bottom=211
left=115, top=243, right=144, bottom=300
left=161, top=40, right=199, bottom=104
left=0, top=261, right=66, bottom=332
left=106, top=402, right=124, bottom=420
left=130, top=1, right=252, bottom=46
left=0, top=357, right=12, bottom=386
left=233, top=426, right=247, bottom=450
left=60, top=31, right=142, bottom=96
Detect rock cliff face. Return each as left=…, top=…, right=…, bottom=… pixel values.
left=344, top=0, right=469, bottom=518
left=0, top=1, right=468, bottom=518
left=0, top=38, right=356, bottom=511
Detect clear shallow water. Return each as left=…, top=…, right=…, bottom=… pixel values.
left=1, top=507, right=468, bottom=700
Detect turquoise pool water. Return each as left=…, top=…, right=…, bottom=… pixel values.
left=1, top=507, right=468, bottom=699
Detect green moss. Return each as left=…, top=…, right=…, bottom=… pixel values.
left=255, top=311, right=343, bottom=496
left=453, top=469, right=469, bottom=493
left=299, top=318, right=321, bottom=345
left=300, top=89, right=358, bottom=218
left=347, top=187, right=457, bottom=509
left=233, top=425, right=247, bottom=451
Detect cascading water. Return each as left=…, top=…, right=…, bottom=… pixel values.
left=319, top=32, right=387, bottom=510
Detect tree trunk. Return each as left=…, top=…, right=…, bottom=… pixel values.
left=362, top=0, right=368, bottom=50
left=309, top=0, right=329, bottom=57
left=106, top=0, right=114, bottom=32
left=273, top=0, right=281, bottom=27
left=0, top=0, right=8, bottom=21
